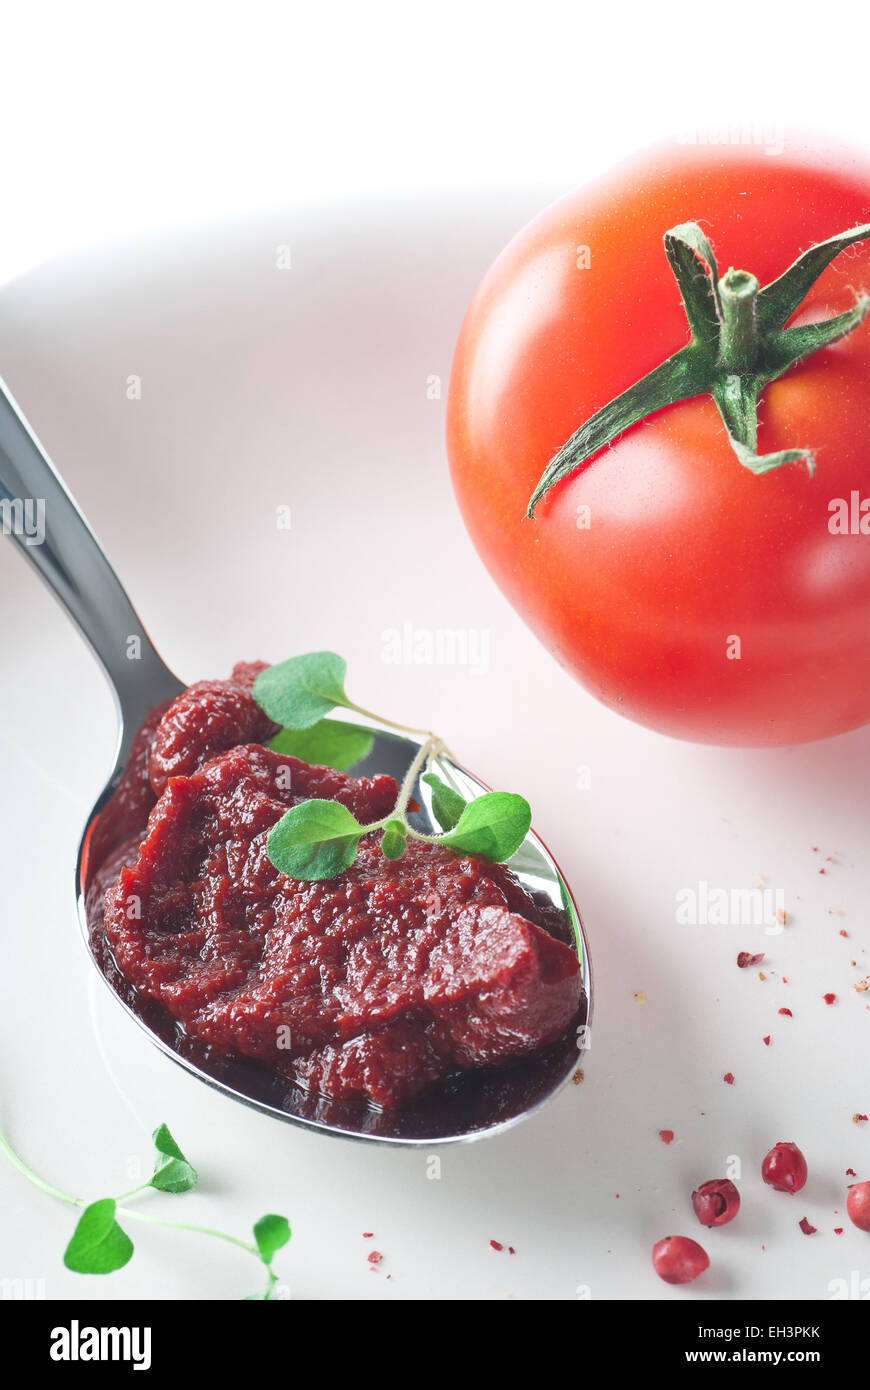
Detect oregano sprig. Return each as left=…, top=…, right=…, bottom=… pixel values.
left=255, top=652, right=433, bottom=737
left=254, top=653, right=532, bottom=882
left=0, top=1120, right=290, bottom=1299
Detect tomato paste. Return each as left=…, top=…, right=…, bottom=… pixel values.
left=88, top=664, right=582, bottom=1109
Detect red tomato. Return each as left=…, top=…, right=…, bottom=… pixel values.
left=447, top=146, right=870, bottom=745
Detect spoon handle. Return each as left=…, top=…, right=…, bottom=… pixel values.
left=0, top=376, right=182, bottom=752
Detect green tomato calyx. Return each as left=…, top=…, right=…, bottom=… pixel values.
left=527, top=220, right=870, bottom=517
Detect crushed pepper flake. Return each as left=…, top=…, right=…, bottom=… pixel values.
left=779, top=1007, right=793, bottom=1017
left=723, top=1072, right=735, bottom=1085
left=737, top=951, right=764, bottom=968
left=823, top=993, right=837, bottom=1005
left=763, top=1035, right=771, bottom=1046
left=362, top=1231, right=374, bottom=1239
left=847, top=1169, right=857, bottom=1177
left=854, top=1114, right=869, bottom=1124
left=573, top=1067, right=585, bottom=1084
left=799, top=1217, right=817, bottom=1236
left=367, top=1250, right=383, bottom=1264
left=658, top=1129, right=675, bottom=1145
left=834, top=1227, right=844, bottom=1235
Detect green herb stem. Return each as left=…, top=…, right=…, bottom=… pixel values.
left=0, top=1123, right=81, bottom=1207
left=115, top=1181, right=152, bottom=1202
left=404, top=825, right=449, bottom=845
left=344, top=700, right=435, bottom=741
left=394, top=735, right=444, bottom=820
left=116, top=1206, right=259, bottom=1257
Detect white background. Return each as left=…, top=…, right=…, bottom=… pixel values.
left=1, top=0, right=869, bottom=1302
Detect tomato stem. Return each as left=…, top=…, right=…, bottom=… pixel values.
left=718, top=268, right=759, bottom=374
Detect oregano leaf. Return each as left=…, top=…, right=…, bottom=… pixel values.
left=267, top=799, right=365, bottom=880
left=269, top=719, right=373, bottom=771
left=381, top=819, right=407, bottom=860
left=150, top=1123, right=198, bottom=1194
left=63, top=1199, right=134, bottom=1275
left=421, top=771, right=466, bottom=831
left=254, top=653, right=350, bottom=729
left=440, top=792, right=531, bottom=862
left=253, top=1213, right=291, bottom=1264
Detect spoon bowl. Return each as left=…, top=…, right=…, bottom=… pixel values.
left=2, top=376, right=591, bottom=1146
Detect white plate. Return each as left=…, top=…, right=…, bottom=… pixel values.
left=1, top=193, right=868, bottom=1300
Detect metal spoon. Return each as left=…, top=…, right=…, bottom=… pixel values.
left=0, top=376, right=591, bottom=1145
